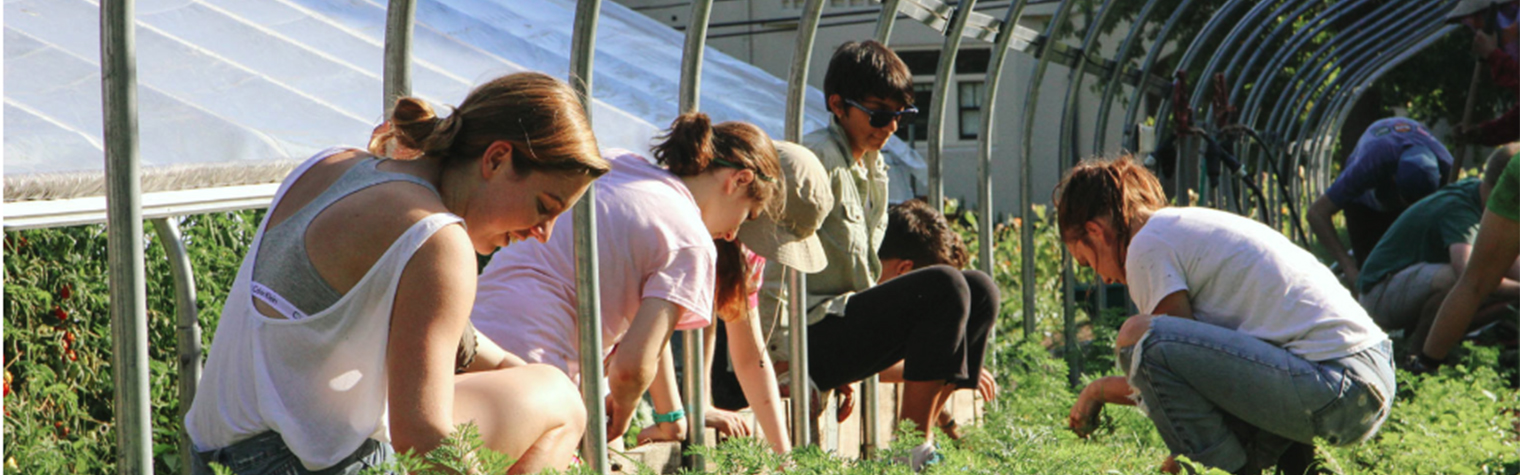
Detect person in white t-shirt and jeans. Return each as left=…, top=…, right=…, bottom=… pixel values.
left=471, top=112, right=784, bottom=448
left=1058, top=156, right=1394, bottom=474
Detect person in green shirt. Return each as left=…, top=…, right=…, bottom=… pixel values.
left=758, top=40, right=999, bottom=471
left=1357, top=147, right=1518, bottom=360
left=1416, top=145, right=1520, bottom=372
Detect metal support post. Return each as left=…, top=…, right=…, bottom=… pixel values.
left=569, top=0, right=608, bottom=472
left=978, top=0, right=1031, bottom=344
left=102, top=0, right=152, bottom=472
left=1019, top=0, right=1078, bottom=340
left=925, top=0, right=979, bottom=210
left=678, top=0, right=715, bottom=463
left=783, top=0, right=825, bottom=448
left=152, top=218, right=201, bottom=474
left=787, top=268, right=812, bottom=447
left=383, top=0, right=416, bottom=114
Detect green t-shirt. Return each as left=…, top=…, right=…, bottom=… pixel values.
left=1488, top=152, right=1520, bottom=222
left=1358, top=179, right=1483, bottom=293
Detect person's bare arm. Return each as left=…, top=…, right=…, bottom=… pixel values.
left=1450, top=242, right=1520, bottom=299
left=1424, top=211, right=1520, bottom=359
left=1068, top=376, right=1136, bottom=438
left=725, top=309, right=792, bottom=453
left=1308, top=195, right=1358, bottom=288
left=461, top=331, right=529, bottom=372
left=387, top=226, right=477, bottom=455
left=636, top=345, right=688, bottom=444
left=606, top=298, right=682, bottom=442
left=1149, top=290, right=1194, bottom=321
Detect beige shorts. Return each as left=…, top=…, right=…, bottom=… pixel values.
left=1359, top=263, right=1454, bottom=331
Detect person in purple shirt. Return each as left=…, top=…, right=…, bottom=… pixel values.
left=1308, top=117, right=1453, bottom=293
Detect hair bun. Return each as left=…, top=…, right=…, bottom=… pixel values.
left=654, top=112, right=716, bottom=175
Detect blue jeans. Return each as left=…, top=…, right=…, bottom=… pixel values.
left=191, top=431, right=395, bottom=475
left=1118, top=317, right=1394, bottom=473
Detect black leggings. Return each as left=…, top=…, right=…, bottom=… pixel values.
left=711, top=265, right=999, bottom=410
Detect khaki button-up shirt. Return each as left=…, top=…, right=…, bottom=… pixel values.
left=758, top=121, right=889, bottom=365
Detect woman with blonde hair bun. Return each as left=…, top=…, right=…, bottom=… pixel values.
left=186, top=72, right=609, bottom=474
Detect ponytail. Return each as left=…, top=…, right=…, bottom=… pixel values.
left=1053, top=155, right=1167, bottom=273
left=653, top=112, right=784, bottom=216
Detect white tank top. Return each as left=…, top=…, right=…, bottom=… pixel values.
left=185, top=148, right=463, bottom=469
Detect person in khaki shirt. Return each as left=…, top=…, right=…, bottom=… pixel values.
left=755, top=40, right=1001, bottom=471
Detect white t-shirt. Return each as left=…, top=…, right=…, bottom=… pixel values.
left=472, top=150, right=715, bottom=380
left=1126, top=207, right=1386, bottom=362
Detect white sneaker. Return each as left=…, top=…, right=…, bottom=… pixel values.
left=909, top=442, right=941, bottom=472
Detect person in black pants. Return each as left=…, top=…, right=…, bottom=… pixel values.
left=712, top=198, right=998, bottom=466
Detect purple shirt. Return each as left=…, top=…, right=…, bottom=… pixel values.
left=1324, top=117, right=1452, bottom=212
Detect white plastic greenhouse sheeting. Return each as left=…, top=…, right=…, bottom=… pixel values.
left=3, top=0, right=925, bottom=206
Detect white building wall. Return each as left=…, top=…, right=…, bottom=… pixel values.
left=618, top=0, right=1146, bottom=221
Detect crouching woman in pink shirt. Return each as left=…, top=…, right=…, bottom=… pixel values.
left=470, top=112, right=784, bottom=447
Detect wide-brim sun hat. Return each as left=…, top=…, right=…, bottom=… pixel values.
left=737, top=141, right=833, bottom=273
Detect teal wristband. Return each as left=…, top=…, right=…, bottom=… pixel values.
left=653, top=408, right=686, bottom=424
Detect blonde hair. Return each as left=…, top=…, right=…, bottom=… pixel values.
left=1054, top=155, right=1168, bottom=274
left=370, top=72, right=610, bottom=177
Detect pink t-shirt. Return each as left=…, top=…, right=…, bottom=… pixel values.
left=472, top=151, right=716, bottom=380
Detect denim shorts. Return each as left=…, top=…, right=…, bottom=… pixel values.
left=191, top=431, right=395, bottom=475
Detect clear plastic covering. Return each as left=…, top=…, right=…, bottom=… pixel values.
left=4, top=0, right=924, bottom=203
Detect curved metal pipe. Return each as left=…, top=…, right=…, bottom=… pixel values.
left=1225, top=0, right=1321, bottom=107
left=1057, top=0, right=1123, bottom=378
left=1018, top=0, right=1078, bottom=385
left=677, top=0, right=714, bottom=463
left=1092, top=0, right=1166, bottom=153
left=784, top=0, right=827, bottom=447
left=1296, top=21, right=1452, bottom=199
left=927, top=0, right=982, bottom=210
left=1292, top=13, right=1456, bottom=181
left=978, top=0, right=1032, bottom=337
left=1262, top=0, right=1432, bottom=148
left=1238, top=0, right=1368, bottom=133
left=569, top=0, right=609, bottom=471
left=1314, top=26, right=1459, bottom=179
left=153, top=217, right=202, bottom=474
left=1152, top=0, right=1254, bottom=140
left=1270, top=1, right=1447, bottom=176
left=875, top=0, right=904, bottom=44
left=1186, top=0, right=1287, bottom=126
left=1118, top=0, right=1201, bottom=150
left=1060, top=0, right=1123, bottom=164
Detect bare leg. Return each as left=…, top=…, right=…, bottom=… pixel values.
left=900, top=380, right=955, bottom=441
left=452, top=364, right=587, bottom=474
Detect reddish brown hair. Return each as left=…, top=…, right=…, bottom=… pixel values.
left=1053, top=155, right=1168, bottom=274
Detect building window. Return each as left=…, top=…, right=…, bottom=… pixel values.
left=896, top=83, right=934, bottom=144
left=958, top=81, right=984, bottom=140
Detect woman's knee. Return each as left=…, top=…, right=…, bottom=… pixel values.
left=517, top=364, right=588, bottom=428
left=1116, top=314, right=1156, bottom=349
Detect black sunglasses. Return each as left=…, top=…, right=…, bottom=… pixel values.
left=844, top=98, right=919, bottom=129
